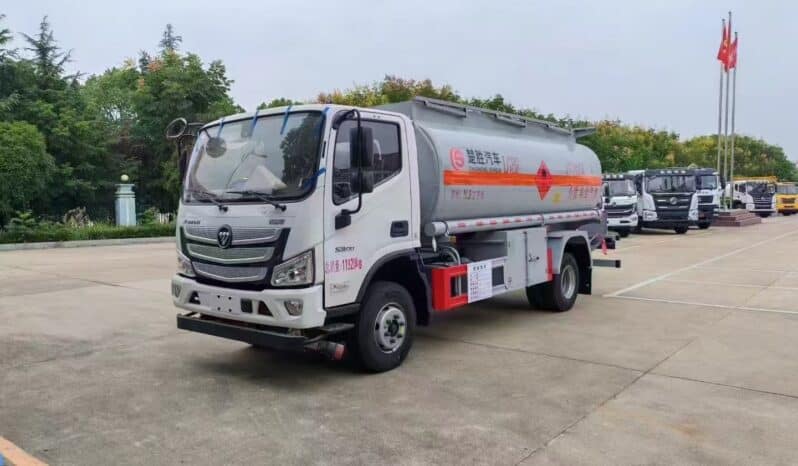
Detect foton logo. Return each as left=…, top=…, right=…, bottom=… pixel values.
left=450, top=148, right=465, bottom=171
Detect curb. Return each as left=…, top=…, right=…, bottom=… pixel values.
left=0, top=236, right=174, bottom=252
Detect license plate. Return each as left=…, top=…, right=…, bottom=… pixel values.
left=199, top=292, right=241, bottom=315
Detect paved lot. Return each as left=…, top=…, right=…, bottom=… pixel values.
left=2, top=216, right=798, bottom=465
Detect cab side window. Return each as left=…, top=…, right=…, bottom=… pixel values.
left=333, top=120, right=401, bottom=204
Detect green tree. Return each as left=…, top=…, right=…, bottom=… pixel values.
left=0, top=121, right=56, bottom=225
left=258, top=97, right=300, bottom=109
left=158, top=23, right=182, bottom=53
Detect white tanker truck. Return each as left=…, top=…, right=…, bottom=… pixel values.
left=167, top=97, right=619, bottom=372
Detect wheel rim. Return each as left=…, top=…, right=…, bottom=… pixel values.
left=373, top=303, right=407, bottom=353
left=560, top=264, right=576, bottom=300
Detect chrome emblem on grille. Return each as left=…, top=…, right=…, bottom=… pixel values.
left=669, top=197, right=678, bottom=205
left=217, top=225, right=233, bottom=249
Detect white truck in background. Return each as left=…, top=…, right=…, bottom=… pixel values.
left=166, top=97, right=619, bottom=372
left=727, top=177, right=777, bottom=217
left=693, top=168, right=721, bottom=229
left=602, top=173, right=638, bottom=237
left=628, top=168, right=699, bottom=234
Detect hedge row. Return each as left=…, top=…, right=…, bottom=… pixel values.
left=0, top=223, right=176, bottom=244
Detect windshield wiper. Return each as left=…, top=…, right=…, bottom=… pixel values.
left=186, top=188, right=228, bottom=212
left=224, top=190, right=287, bottom=211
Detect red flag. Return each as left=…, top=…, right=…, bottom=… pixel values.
left=726, top=35, right=738, bottom=70
left=717, top=21, right=730, bottom=65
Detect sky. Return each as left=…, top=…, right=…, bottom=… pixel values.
left=4, top=1, right=798, bottom=159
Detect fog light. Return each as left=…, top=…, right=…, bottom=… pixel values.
left=284, top=299, right=303, bottom=316
left=171, top=283, right=181, bottom=297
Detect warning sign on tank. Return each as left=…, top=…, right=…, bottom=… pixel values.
left=467, top=260, right=493, bottom=303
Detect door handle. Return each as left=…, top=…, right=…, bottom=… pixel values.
left=390, top=221, right=409, bottom=238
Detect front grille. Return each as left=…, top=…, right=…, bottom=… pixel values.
left=606, top=206, right=635, bottom=218
left=699, top=195, right=714, bottom=203
left=187, top=243, right=274, bottom=265
left=184, top=225, right=281, bottom=245
left=653, top=194, right=692, bottom=210
left=193, top=262, right=269, bottom=283
left=781, top=197, right=795, bottom=204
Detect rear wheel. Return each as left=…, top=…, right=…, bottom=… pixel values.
left=351, top=281, right=416, bottom=372
left=526, top=252, right=579, bottom=312
left=674, top=226, right=689, bottom=234
left=697, top=221, right=711, bottom=230
left=618, top=229, right=630, bottom=238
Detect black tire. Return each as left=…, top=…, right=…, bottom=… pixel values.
left=618, top=229, right=630, bottom=238
left=351, top=281, right=416, bottom=373
left=525, top=252, right=579, bottom=312
left=634, top=223, right=643, bottom=233
left=697, top=222, right=711, bottom=230
left=674, top=226, right=689, bottom=234
left=757, top=212, right=771, bottom=218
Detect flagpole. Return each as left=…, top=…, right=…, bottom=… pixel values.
left=722, top=11, right=732, bottom=207
left=729, top=31, right=738, bottom=191
left=716, top=19, right=725, bottom=178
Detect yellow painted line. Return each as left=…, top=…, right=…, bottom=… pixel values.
left=0, top=437, right=47, bottom=466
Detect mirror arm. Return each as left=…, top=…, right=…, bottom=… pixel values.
left=340, top=108, right=364, bottom=217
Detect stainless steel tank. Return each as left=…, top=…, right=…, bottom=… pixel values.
left=379, top=98, right=603, bottom=225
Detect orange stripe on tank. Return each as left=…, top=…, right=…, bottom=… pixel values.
left=442, top=170, right=602, bottom=187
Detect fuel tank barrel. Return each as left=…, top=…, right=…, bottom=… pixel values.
left=378, top=98, right=603, bottom=225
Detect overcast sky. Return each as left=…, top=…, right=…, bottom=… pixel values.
left=5, top=1, right=797, bottom=159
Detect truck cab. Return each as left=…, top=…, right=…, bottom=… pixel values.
left=775, top=182, right=798, bottom=215
left=727, top=178, right=777, bottom=217
left=694, top=168, right=721, bottom=229
left=166, top=98, right=616, bottom=372
left=602, top=173, right=638, bottom=237
left=628, top=168, right=699, bottom=234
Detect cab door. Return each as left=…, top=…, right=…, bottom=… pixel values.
left=322, top=111, right=418, bottom=308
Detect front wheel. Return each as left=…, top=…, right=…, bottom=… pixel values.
left=674, top=226, right=689, bottom=234
left=697, top=221, right=711, bottom=230
left=351, top=281, right=416, bottom=372
left=526, top=252, right=579, bottom=312
left=618, top=229, right=630, bottom=238
left=757, top=212, right=771, bottom=218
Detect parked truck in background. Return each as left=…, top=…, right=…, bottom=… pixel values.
left=165, top=97, right=618, bottom=372
left=628, top=168, right=699, bottom=234
left=727, top=177, right=777, bottom=217
left=775, top=181, right=798, bottom=215
left=694, top=168, right=721, bottom=229
left=602, top=173, right=638, bottom=237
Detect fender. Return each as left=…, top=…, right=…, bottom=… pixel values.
left=547, top=231, right=592, bottom=294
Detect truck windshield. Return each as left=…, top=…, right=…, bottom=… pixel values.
left=646, top=175, right=695, bottom=193
left=697, top=175, right=718, bottom=190
left=746, top=182, right=776, bottom=195
left=184, top=111, right=324, bottom=203
left=605, top=180, right=635, bottom=196
left=777, top=184, right=797, bottom=194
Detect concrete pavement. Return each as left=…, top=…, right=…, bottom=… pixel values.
left=2, top=217, right=798, bottom=465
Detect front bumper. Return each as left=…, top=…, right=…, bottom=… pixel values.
left=642, top=220, right=691, bottom=230
left=171, top=274, right=326, bottom=329
left=607, top=214, right=638, bottom=229
left=698, top=204, right=718, bottom=220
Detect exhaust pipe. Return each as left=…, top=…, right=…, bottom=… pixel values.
left=305, top=341, right=345, bottom=361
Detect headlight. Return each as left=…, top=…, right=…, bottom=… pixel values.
left=271, top=250, right=314, bottom=287
left=643, top=210, right=657, bottom=221
left=689, top=209, right=698, bottom=220
left=177, top=252, right=195, bottom=277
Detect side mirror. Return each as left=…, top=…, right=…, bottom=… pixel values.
left=360, top=172, right=375, bottom=194
left=349, top=126, right=374, bottom=169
